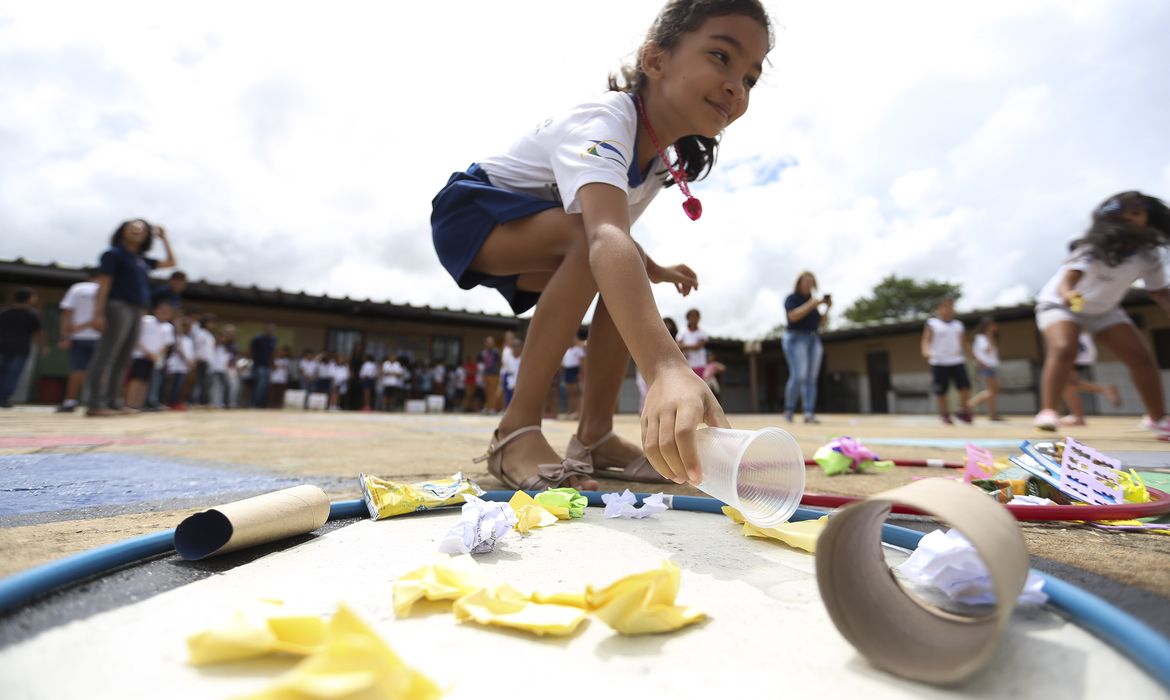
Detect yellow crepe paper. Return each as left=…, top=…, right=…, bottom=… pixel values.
left=393, top=555, right=488, bottom=617
left=241, top=604, right=442, bottom=700
left=452, top=583, right=588, bottom=636
left=508, top=491, right=559, bottom=533
left=533, top=488, right=587, bottom=519
left=1097, top=518, right=1170, bottom=534
left=722, top=506, right=827, bottom=553
left=188, top=602, right=328, bottom=665
left=585, top=561, right=705, bottom=635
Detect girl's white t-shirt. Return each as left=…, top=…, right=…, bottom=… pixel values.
left=478, top=91, right=666, bottom=222
left=133, top=315, right=170, bottom=360
left=299, top=358, right=318, bottom=381
left=166, top=335, right=194, bottom=374
left=271, top=357, right=289, bottom=384
left=210, top=344, right=231, bottom=373
left=60, top=281, right=101, bottom=341
left=562, top=345, right=585, bottom=369
left=1036, top=247, right=1169, bottom=315
left=926, top=318, right=965, bottom=366
left=676, top=328, right=709, bottom=369
left=381, top=361, right=404, bottom=388
left=972, top=334, right=999, bottom=368
left=359, top=361, right=377, bottom=379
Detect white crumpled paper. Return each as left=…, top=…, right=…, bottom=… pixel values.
left=439, top=495, right=518, bottom=555
left=601, top=490, right=669, bottom=519
left=1007, top=495, right=1056, bottom=506
left=896, top=529, right=1047, bottom=606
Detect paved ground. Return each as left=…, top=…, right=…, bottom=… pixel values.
left=1, top=406, right=1168, bottom=639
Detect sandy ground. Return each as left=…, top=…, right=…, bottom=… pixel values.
left=1, top=408, right=1168, bottom=596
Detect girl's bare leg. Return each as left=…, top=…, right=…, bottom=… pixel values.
left=1095, top=323, right=1166, bottom=421
left=984, top=375, right=1001, bottom=419
left=1062, top=380, right=1087, bottom=420
left=470, top=208, right=601, bottom=488
left=1040, top=322, right=1081, bottom=411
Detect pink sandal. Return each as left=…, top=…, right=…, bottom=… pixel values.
left=474, top=426, right=594, bottom=490
left=565, top=431, right=670, bottom=484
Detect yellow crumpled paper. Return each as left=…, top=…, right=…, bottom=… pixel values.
left=395, top=556, right=703, bottom=637
left=722, top=506, right=827, bottom=554
left=508, top=491, right=559, bottom=533
left=582, top=560, right=705, bottom=635
left=241, top=604, right=442, bottom=700
left=188, top=601, right=328, bottom=665
left=190, top=603, right=441, bottom=700
left=392, top=554, right=489, bottom=616
left=452, top=583, right=588, bottom=636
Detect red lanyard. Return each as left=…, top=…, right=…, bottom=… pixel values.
left=635, top=93, right=702, bottom=221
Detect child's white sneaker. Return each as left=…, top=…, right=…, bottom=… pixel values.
left=1032, top=409, right=1058, bottom=432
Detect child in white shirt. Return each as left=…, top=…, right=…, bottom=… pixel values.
left=921, top=297, right=972, bottom=424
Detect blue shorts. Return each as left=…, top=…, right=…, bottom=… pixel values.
left=68, top=339, right=98, bottom=372
left=563, top=366, right=580, bottom=384
left=431, top=164, right=561, bottom=315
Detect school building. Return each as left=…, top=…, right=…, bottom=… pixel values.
left=3, top=258, right=1168, bottom=415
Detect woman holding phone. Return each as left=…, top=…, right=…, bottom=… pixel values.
left=783, top=271, right=830, bottom=423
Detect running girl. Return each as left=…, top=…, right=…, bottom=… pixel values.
left=1033, top=191, right=1170, bottom=434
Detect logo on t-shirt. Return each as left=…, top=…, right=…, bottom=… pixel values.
left=583, top=140, right=628, bottom=169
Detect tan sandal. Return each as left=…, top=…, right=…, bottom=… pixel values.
left=474, top=426, right=595, bottom=490
left=566, top=431, right=670, bottom=484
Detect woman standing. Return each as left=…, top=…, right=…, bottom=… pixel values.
left=783, top=271, right=830, bottom=424
left=86, top=220, right=177, bottom=416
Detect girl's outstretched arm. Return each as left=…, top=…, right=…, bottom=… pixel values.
left=578, top=183, right=729, bottom=484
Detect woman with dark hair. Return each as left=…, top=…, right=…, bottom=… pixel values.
left=85, top=220, right=178, bottom=416
left=1032, top=191, right=1170, bottom=434
left=783, top=271, right=830, bottom=423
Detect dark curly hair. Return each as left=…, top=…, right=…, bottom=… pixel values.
left=608, top=0, right=773, bottom=186
left=1068, top=191, right=1170, bottom=267
left=109, top=219, right=154, bottom=254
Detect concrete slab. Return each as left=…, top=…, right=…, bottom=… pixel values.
left=0, top=509, right=1161, bottom=698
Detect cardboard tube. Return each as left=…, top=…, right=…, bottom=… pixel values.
left=174, top=485, right=331, bottom=561
left=815, top=479, right=1029, bottom=685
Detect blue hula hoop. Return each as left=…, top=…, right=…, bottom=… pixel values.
left=0, top=491, right=1166, bottom=690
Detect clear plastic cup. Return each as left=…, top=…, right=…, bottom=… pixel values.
left=693, top=426, right=805, bottom=528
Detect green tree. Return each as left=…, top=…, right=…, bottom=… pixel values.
left=842, top=275, right=962, bottom=324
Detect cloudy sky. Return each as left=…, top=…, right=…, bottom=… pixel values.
left=2, top=0, right=1168, bottom=338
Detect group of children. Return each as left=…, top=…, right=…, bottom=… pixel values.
left=54, top=259, right=299, bottom=413
left=922, top=190, right=1170, bottom=435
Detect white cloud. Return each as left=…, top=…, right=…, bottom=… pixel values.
left=1, top=0, right=1168, bottom=338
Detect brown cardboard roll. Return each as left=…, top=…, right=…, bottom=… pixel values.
left=174, top=485, right=331, bottom=561
left=815, top=479, right=1029, bottom=685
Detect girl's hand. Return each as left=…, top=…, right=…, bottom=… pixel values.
left=641, top=365, right=730, bottom=484
left=1062, top=289, right=1084, bottom=312
left=92, top=314, right=106, bottom=333
left=652, top=264, right=699, bottom=296
left=155, top=226, right=168, bottom=240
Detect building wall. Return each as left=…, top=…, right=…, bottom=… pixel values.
left=5, top=270, right=1167, bottom=414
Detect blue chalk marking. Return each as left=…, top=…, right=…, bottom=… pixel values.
left=0, top=453, right=303, bottom=516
